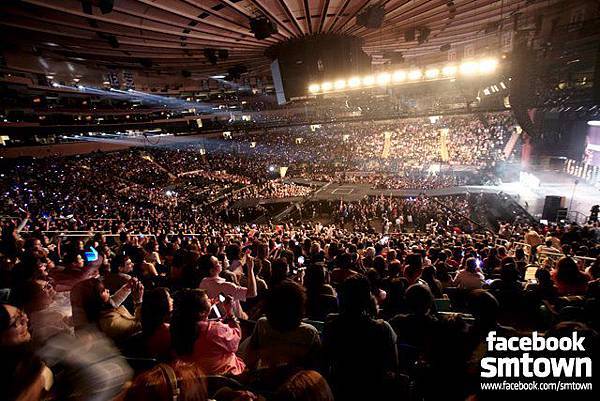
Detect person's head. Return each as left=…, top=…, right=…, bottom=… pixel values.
left=64, top=252, right=85, bottom=270
left=76, top=277, right=111, bottom=323
left=273, top=370, right=334, bottom=401
left=535, top=267, right=553, bottom=286
left=338, top=275, right=373, bottom=315
left=142, top=288, right=173, bottom=336
left=170, top=289, right=211, bottom=356
left=467, top=289, right=499, bottom=329
left=266, top=280, right=306, bottom=332
left=141, top=261, right=158, bottom=277
left=199, top=254, right=221, bottom=277
left=515, top=248, right=526, bottom=260
left=555, top=257, right=585, bottom=284
left=404, top=253, right=423, bottom=284
left=225, top=243, right=242, bottom=262
left=405, top=284, right=434, bottom=315
left=111, top=254, right=134, bottom=274
left=421, top=265, right=437, bottom=283
left=125, top=361, right=207, bottom=401
left=373, top=255, right=386, bottom=274
left=499, top=261, right=519, bottom=283
left=465, top=257, right=478, bottom=273
left=303, top=265, right=326, bottom=292
left=270, top=258, right=289, bottom=286
left=23, top=237, right=42, bottom=252
left=1, top=304, right=31, bottom=346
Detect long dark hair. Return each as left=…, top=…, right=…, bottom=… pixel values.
left=78, top=278, right=112, bottom=323
left=141, top=288, right=171, bottom=336
left=170, top=289, right=209, bottom=356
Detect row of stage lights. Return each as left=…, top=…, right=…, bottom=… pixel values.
left=308, top=58, right=499, bottom=94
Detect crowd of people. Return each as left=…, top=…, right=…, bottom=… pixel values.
left=1, top=202, right=598, bottom=401
left=1, top=110, right=598, bottom=401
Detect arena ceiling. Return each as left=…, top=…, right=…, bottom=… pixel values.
left=0, top=0, right=539, bottom=77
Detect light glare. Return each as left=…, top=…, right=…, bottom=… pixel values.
left=442, top=65, right=457, bottom=76
left=308, top=83, right=320, bottom=93
left=348, top=77, right=361, bottom=87
left=460, top=61, right=479, bottom=75
left=321, top=81, right=333, bottom=91
left=334, top=79, right=346, bottom=89
left=425, top=68, right=439, bottom=79
left=392, top=70, right=406, bottom=82
left=377, top=73, right=391, bottom=85
left=408, top=70, right=422, bottom=80
left=479, top=58, right=498, bottom=74
left=362, top=75, right=375, bottom=86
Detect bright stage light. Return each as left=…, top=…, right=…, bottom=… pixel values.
left=377, top=73, right=391, bottom=86
left=348, top=77, right=361, bottom=87
left=392, top=70, right=406, bottom=82
left=363, top=75, right=375, bottom=86
left=425, top=68, right=439, bottom=79
left=442, top=65, right=457, bottom=76
left=460, top=61, right=479, bottom=75
left=321, top=81, right=333, bottom=91
left=334, top=79, right=346, bottom=90
left=408, top=70, right=422, bottom=81
left=588, top=121, right=600, bottom=126
left=308, top=83, right=320, bottom=93
left=479, top=58, right=498, bottom=74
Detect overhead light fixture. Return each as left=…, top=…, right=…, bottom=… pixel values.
left=392, top=70, right=406, bottom=82
left=321, top=81, right=333, bottom=91
left=73, top=78, right=80, bottom=83
left=479, top=58, right=498, bottom=74
left=210, top=75, right=226, bottom=79
left=442, top=65, right=457, bottom=76
left=460, top=61, right=479, bottom=75
left=334, top=79, right=346, bottom=90
left=408, top=69, right=422, bottom=80
left=308, top=83, right=320, bottom=93
left=425, top=68, right=439, bottom=79
left=363, top=75, right=375, bottom=86
left=348, top=77, right=361, bottom=87
left=377, top=73, right=391, bottom=86
left=588, top=121, right=600, bottom=126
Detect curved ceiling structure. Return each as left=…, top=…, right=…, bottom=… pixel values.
left=0, top=0, right=541, bottom=77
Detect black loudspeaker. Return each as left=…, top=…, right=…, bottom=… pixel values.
left=440, top=44, right=451, bottom=52
left=182, top=70, right=192, bottom=78
left=356, top=5, right=385, bottom=29
left=139, top=58, right=153, bottom=68
left=250, top=17, right=278, bottom=40
left=203, top=48, right=218, bottom=65
left=417, top=26, right=430, bottom=44
left=542, top=196, right=565, bottom=221
left=218, top=49, right=229, bottom=61
left=88, top=0, right=114, bottom=14
left=404, top=29, right=415, bottom=42
left=107, top=35, right=119, bottom=48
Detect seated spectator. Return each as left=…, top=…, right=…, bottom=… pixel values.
left=273, top=370, right=334, bottom=401
left=453, top=257, right=485, bottom=290
left=323, top=275, right=398, bottom=401
left=304, top=265, right=337, bottom=321
left=198, top=254, right=257, bottom=319
left=103, top=254, right=133, bottom=294
left=244, top=280, right=321, bottom=371
left=76, top=277, right=144, bottom=342
left=0, top=303, right=47, bottom=401
left=170, top=289, right=245, bottom=376
left=123, top=361, right=207, bottom=401
left=389, top=284, right=439, bottom=351
left=139, top=287, right=172, bottom=360
left=552, top=256, right=590, bottom=296
left=421, top=265, right=443, bottom=298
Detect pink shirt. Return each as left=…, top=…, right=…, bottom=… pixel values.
left=183, top=320, right=245, bottom=376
